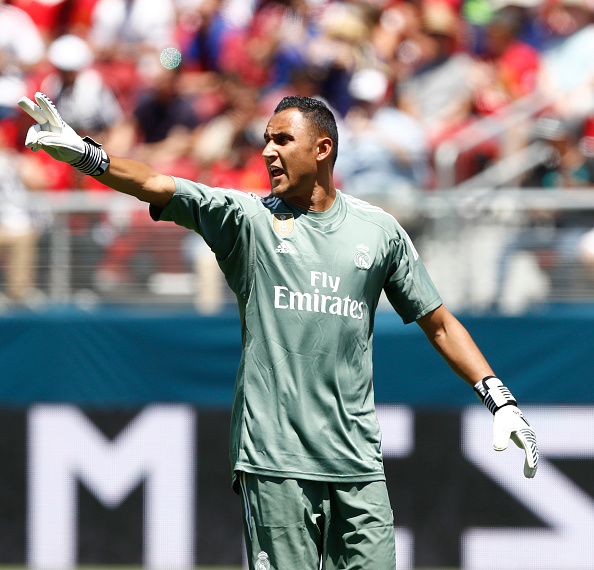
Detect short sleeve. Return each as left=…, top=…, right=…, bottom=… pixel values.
left=383, top=230, right=442, bottom=324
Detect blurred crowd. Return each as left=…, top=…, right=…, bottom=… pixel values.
left=2, top=0, right=594, bottom=310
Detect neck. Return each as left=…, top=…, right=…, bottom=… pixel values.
left=287, top=178, right=337, bottom=212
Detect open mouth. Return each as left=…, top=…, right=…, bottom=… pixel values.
left=270, top=167, right=284, bottom=179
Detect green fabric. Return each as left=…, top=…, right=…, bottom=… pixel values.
left=157, top=179, right=442, bottom=485
left=238, top=473, right=396, bottom=570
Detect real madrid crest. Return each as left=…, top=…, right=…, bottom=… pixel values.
left=256, top=551, right=270, bottom=570
left=272, top=213, right=294, bottom=238
left=354, top=243, right=372, bottom=270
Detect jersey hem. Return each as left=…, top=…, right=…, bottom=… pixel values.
left=231, top=463, right=386, bottom=492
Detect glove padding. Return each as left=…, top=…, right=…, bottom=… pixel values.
left=492, top=405, right=539, bottom=478
left=18, top=92, right=109, bottom=176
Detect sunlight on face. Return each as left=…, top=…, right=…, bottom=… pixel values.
left=262, top=109, right=320, bottom=200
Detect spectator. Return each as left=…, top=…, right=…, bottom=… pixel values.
left=524, top=116, right=594, bottom=191
left=92, top=56, right=202, bottom=297
left=220, top=0, right=316, bottom=90
left=485, top=0, right=549, bottom=50
left=28, top=35, right=129, bottom=297
left=186, top=124, right=268, bottom=313
left=368, top=1, right=408, bottom=68
left=123, top=60, right=201, bottom=177
left=471, top=9, right=541, bottom=116
left=0, top=0, right=45, bottom=118
left=35, top=34, right=125, bottom=191
left=88, top=0, right=177, bottom=60
left=0, top=119, right=39, bottom=306
left=306, top=1, right=376, bottom=115
left=397, top=1, right=475, bottom=148
left=193, top=75, right=261, bottom=169
left=538, top=0, right=594, bottom=121
left=41, top=34, right=124, bottom=141
left=335, top=67, right=429, bottom=228
left=189, top=76, right=269, bottom=313
left=86, top=0, right=178, bottom=111
left=182, top=0, right=243, bottom=73
left=493, top=116, right=594, bottom=307
left=205, top=129, right=269, bottom=192
left=10, top=0, right=69, bottom=42
left=467, top=5, right=543, bottom=173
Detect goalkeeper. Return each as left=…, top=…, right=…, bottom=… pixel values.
left=19, top=92, right=538, bottom=570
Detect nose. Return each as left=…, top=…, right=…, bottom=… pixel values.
left=262, top=140, right=276, bottom=160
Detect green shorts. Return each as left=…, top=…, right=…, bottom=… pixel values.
left=237, top=472, right=396, bottom=570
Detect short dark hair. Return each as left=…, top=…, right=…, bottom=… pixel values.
left=274, top=96, right=339, bottom=167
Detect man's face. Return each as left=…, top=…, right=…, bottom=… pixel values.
left=262, top=108, right=320, bottom=201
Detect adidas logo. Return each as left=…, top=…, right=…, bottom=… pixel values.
left=275, top=241, right=296, bottom=254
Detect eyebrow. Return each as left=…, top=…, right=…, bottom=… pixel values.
left=263, top=130, right=293, bottom=142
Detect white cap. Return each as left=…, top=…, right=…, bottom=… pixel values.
left=348, top=68, right=389, bottom=103
left=48, top=34, right=93, bottom=71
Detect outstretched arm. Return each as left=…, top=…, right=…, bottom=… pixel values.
left=100, top=156, right=175, bottom=208
left=417, top=304, right=539, bottom=478
left=19, top=92, right=175, bottom=208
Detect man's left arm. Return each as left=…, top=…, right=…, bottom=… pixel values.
left=416, top=304, right=539, bottom=478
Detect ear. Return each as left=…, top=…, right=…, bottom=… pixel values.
left=316, top=137, right=333, bottom=163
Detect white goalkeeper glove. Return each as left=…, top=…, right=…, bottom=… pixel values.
left=474, top=376, right=539, bottom=478
left=18, top=92, right=110, bottom=177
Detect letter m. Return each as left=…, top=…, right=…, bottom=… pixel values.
left=27, top=405, right=195, bottom=569
left=290, top=291, right=312, bottom=311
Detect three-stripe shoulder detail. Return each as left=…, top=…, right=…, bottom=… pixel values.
left=343, top=194, right=395, bottom=220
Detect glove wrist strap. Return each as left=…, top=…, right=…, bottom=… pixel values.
left=72, top=136, right=110, bottom=176
left=474, top=376, right=517, bottom=415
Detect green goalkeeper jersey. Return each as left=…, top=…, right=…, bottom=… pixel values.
left=152, top=177, right=442, bottom=487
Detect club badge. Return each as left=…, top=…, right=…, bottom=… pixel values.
left=272, top=213, right=294, bottom=238
left=354, top=243, right=372, bottom=270
left=256, top=551, right=270, bottom=570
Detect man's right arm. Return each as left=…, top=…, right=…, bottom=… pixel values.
left=19, top=92, right=175, bottom=209
left=98, top=155, right=175, bottom=209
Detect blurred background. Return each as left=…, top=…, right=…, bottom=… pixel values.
left=0, top=0, right=593, bottom=568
